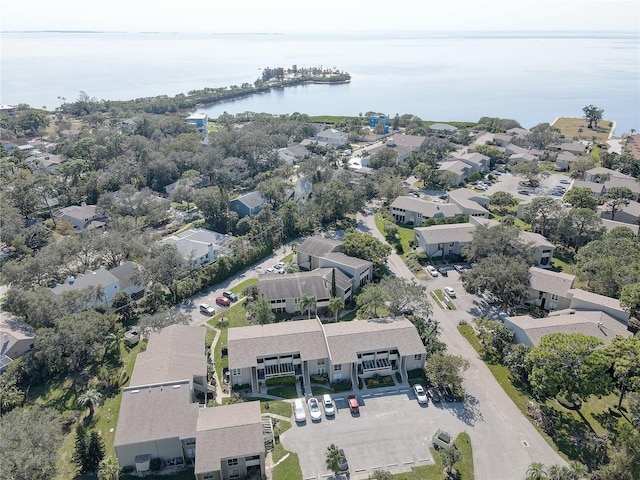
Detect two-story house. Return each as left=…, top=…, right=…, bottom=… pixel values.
left=389, top=196, right=463, bottom=225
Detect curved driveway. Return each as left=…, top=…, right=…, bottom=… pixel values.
left=356, top=202, right=565, bottom=480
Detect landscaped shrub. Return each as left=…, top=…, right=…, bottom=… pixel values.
left=310, top=373, right=329, bottom=384
left=232, top=383, right=251, bottom=392
left=330, top=380, right=352, bottom=392
left=150, top=458, right=162, bottom=471
left=395, top=372, right=402, bottom=383
left=265, top=376, right=296, bottom=387
left=365, top=374, right=394, bottom=388
left=407, top=368, right=425, bottom=379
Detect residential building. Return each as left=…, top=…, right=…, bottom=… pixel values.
left=160, top=228, right=235, bottom=269
left=314, top=128, right=348, bottom=147
left=414, top=218, right=555, bottom=266
left=185, top=113, right=208, bottom=133
left=194, top=402, right=265, bottom=480
left=115, top=325, right=266, bottom=480
left=389, top=196, right=463, bottom=225
left=583, top=167, right=629, bottom=183
left=50, top=268, right=120, bottom=307
left=286, top=178, right=313, bottom=202
left=523, top=267, right=630, bottom=323
left=295, top=236, right=373, bottom=289
left=504, top=311, right=631, bottom=347
left=570, top=180, right=605, bottom=196
left=0, top=311, right=35, bottom=373
left=227, top=317, right=425, bottom=393
left=549, top=141, right=588, bottom=155
left=108, top=261, right=145, bottom=299
left=509, top=152, right=538, bottom=165
left=599, top=200, right=640, bottom=226
left=455, top=152, right=490, bottom=173
left=446, top=188, right=490, bottom=217
left=53, top=203, right=107, bottom=230
left=259, top=268, right=353, bottom=314
left=554, top=152, right=577, bottom=171
left=229, top=192, right=267, bottom=218
left=427, top=123, right=458, bottom=134
left=600, top=218, right=639, bottom=235
left=437, top=160, right=471, bottom=185
left=492, top=134, right=513, bottom=146
left=505, top=144, right=530, bottom=156
left=604, top=177, right=640, bottom=201
left=277, top=144, right=310, bottom=165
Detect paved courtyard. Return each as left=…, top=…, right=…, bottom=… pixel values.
left=280, top=389, right=478, bottom=480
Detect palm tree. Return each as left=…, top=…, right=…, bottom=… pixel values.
left=526, top=462, right=547, bottom=480
left=328, top=297, right=344, bottom=322
left=77, top=388, right=103, bottom=418
left=300, top=294, right=317, bottom=320
left=325, top=444, right=343, bottom=477
left=547, top=464, right=572, bottom=480
left=568, top=461, right=588, bottom=480
left=97, top=457, right=120, bottom=480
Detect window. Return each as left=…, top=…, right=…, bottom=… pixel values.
left=334, top=364, right=342, bottom=371
left=414, top=354, right=422, bottom=360
left=246, top=455, right=260, bottom=461
left=551, top=294, right=559, bottom=301
left=317, top=359, right=325, bottom=365
left=184, top=437, right=195, bottom=446
left=202, top=473, right=215, bottom=479
left=317, top=368, right=325, bottom=375
left=229, top=470, right=240, bottom=479
left=538, top=291, right=544, bottom=300
left=227, top=458, right=239, bottom=467
left=232, top=368, right=242, bottom=376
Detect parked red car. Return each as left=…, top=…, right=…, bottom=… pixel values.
left=215, top=296, right=231, bottom=307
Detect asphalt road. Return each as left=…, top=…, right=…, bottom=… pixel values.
left=355, top=204, right=566, bottom=480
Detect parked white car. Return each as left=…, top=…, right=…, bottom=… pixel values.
left=322, top=394, right=336, bottom=417
left=293, top=398, right=306, bottom=423
left=308, top=397, right=322, bottom=422
left=444, top=287, right=457, bottom=298
left=426, top=266, right=438, bottom=277
left=413, top=384, right=429, bottom=404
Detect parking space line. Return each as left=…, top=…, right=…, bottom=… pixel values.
left=362, top=394, right=372, bottom=398
left=355, top=468, right=367, bottom=473
left=387, top=463, right=398, bottom=467
left=403, top=461, right=415, bottom=465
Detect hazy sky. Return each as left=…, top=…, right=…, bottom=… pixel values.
left=1, top=0, right=638, bottom=33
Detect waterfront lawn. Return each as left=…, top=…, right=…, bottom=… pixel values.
left=552, top=117, right=613, bottom=144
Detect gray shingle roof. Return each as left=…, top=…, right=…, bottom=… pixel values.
left=228, top=319, right=329, bottom=368
left=109, top=261, right=140, bottom=290
left=325, top=317, right=425, bottom=365
left=297, top=237, right=342, bottom=257
left=528, top=267, right=574, bottom=296
left=390, top=196, right=462, bottom=218
left=321, top=252, right=371, bottom=269
left=414, top=223, right=476, bottom=244
left=232, top=191, right=267, bottom=210
left=51, top=268, right=119, bottom=296
left=194, top=402, right=264, bottom=475
left=129, top=325, right=206, bottom=387
left=259, top=269, right=352, bottom=301
left=508, top=311, right=630, bottom=346
left=114, top=380, right=200, bottom=447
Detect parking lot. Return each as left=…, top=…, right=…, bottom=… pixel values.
left=280, top=389, right=473, bottom=479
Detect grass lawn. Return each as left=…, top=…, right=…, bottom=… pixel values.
left=210, top=302, right=251, bottom=382
left=230, top=277, right=258, bottom=296
left=53, top=343, right=142, bottom=480
left=271, top=448, right=302, bottom=480
left=280, top=252, right=294, bottom=263
left=260, top=400, right=292, bottom=418
left=267, top=384, right=299, bottom=399
left=458, top=323, right=629, bottom=467
left=552, top=117, right=613, bottom=144
left=431, top=289, right=456, bottom=310
left=395, top=432, right=474, bottom=479
left=311, top=385, right=335, bottom=396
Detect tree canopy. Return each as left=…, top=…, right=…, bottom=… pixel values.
left=343, top=230, right=392, bottom=266
left=525, top=333, right=612, bottom=406
left=460, top=254, right=530, bottom=307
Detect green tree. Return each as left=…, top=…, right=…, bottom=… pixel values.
left=0, top=407, right=63, bottom=480
left=620, top=283, right=640, bottom=319
left=563, top=187, right=598, bottom=210
left=511, top=161, right=550, bottom=187
left=424, top=353, right=470, bottom=396
left=77, top=388, right=103, bottom=418
left=325, top=444, right=345, bottom=477
left=300, top=294, right=317, bottom=319
left=527, top=123, right=562, bottom=149
left=248, top=295, right=275, bottom=325
left=525, top=333, right=612, bottom=407
left=522, top=196, right=562, bottom=237
left=504, top=343, right=531, bottom=381
left=343, top=230, right=392, bottom=266
left=379, top=276, right=433, bottom=319
left=460, top=254, right=530, bottom=307
left=583, top=105, right=604, bottom=129
left=440, top=443, right=462, bottom=476
left=462, top=223, right=530, bottom=262
left=606, top=335, right=640, bottom=409
left=86, top=431, right=106, bottom=472
left=556, top=208, right=604, bottom=251
left=356, top=284, right=389, bottom=318
left=138, top=309, right=190, bottom=335
left=604, top=186, right=634, bottom=221
left=489, top=191, right=517, bottom=212
left=73, top=425, right=89, bottom=473
left=328, top=297, right=345, bottom=322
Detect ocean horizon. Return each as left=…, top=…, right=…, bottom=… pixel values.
left=2, top=30, right=638, bottom=133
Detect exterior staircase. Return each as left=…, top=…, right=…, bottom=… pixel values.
left=262, top=416, right=274, bottom=452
